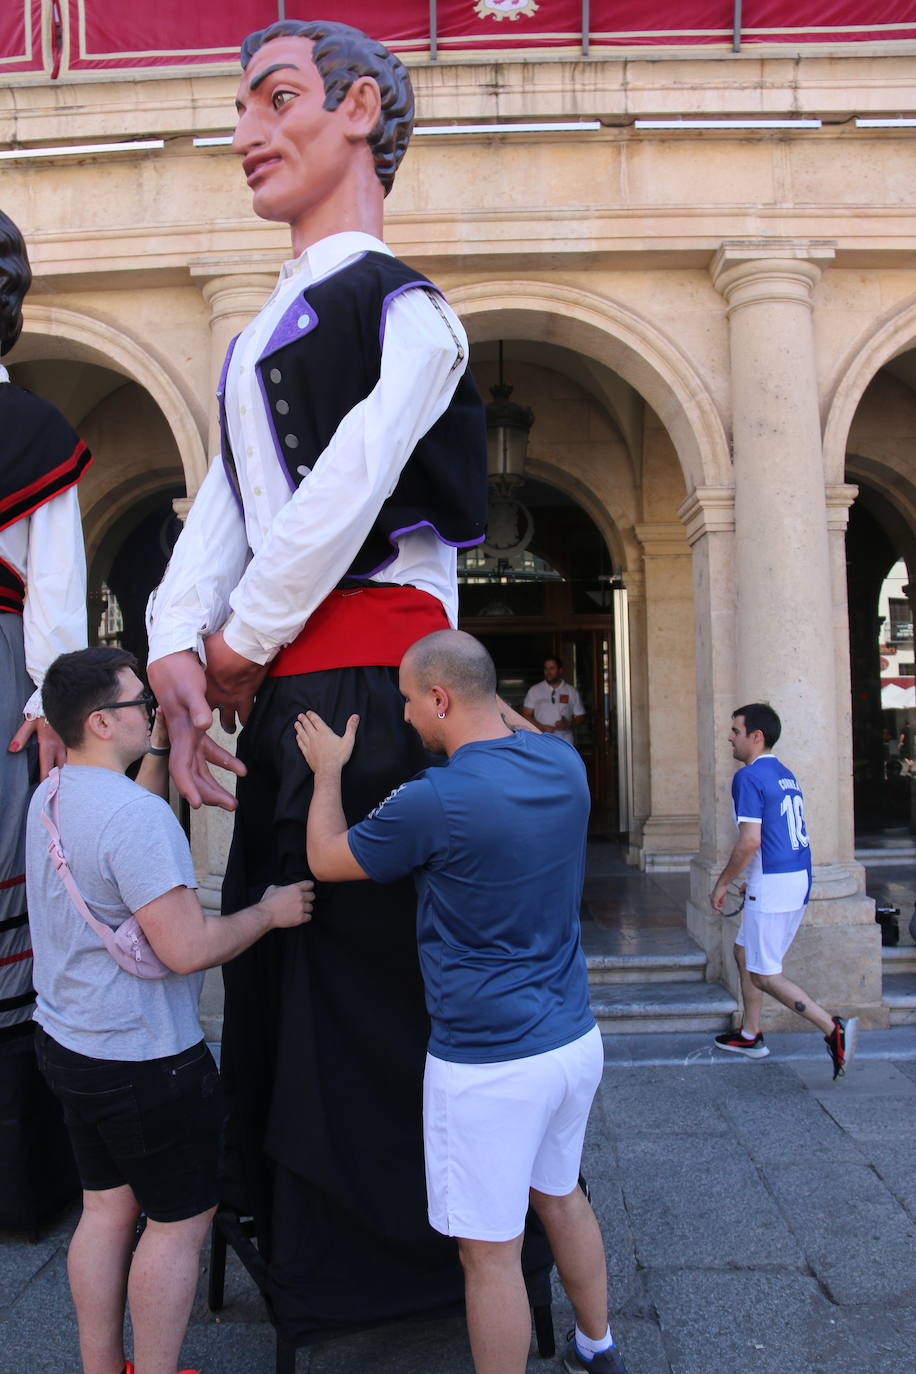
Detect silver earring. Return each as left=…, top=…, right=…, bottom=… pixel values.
left=437, top=711, right=446, bottom=719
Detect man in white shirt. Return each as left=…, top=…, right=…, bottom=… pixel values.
left=523, top=656, right=586, bottom=747
left=146, top=19, right=487, bottom=1337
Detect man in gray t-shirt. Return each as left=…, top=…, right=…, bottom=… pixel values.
left=27, top=646, right=312, bottom=1374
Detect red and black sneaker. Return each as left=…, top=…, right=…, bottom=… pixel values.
left=825, top=1016, right=859, bottom=1080
left=713, top=1028, right=769, bottom=1059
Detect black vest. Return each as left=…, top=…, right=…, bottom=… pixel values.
left=219, top=252, right=488, bottom=577
left=0, top=385, right=92, bottom=614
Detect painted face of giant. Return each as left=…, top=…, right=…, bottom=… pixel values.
left=233, top=35, right=371, bottom=234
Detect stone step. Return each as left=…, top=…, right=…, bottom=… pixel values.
left=883, top=971, right=916, bottom=1027
left=585, top=948, right=706, bottom=984
left=581, top=925, right=708, bottom=985
left=590, top=979, right=738, bottom=1035
left=882, top=944, right=916, bottom=976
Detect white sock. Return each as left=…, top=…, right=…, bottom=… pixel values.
left=575, top=1324, right=614, bottom=1357
left=740, top=1028, right=758, bottom=1041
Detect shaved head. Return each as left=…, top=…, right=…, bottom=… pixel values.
left=402, top=631, right=496, bottom=702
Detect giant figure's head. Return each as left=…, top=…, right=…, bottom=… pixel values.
left=240, top=20, right=414, bottom=196
left=0, top=210, right=31, bottom=357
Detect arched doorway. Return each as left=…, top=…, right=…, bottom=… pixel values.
left=457, top=474, right=622, bottom=834
left=461, top=333, right=699, bottom=860
left=842, top=347, right=916, bottom=841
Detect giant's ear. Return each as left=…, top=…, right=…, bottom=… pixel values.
left=341, top=75, right=382, bottom=144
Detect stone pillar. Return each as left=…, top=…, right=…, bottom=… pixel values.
left=189, top=261, right=276, bottom=466
left=679, top=485, right=737, bottom=982
left=171, top=268, right=274, bottom=1038
left=633, top=521, right=699, bottom=868
left=623, top=566, right=650, bottom=865
left=706, top=242, right=881, bottom=1027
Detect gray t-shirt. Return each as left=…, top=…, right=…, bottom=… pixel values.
left=26, top=764, right=203, bottom=1061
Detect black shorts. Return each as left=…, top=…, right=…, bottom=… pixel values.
left=34, top=1026, right=222, bottom=1222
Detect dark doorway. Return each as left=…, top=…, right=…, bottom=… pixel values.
left=457, top=476, right=620, bottom=835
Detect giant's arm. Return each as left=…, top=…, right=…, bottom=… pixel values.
left=7, top=489, right=87, bottom=773
left=145, top=460, right=251, bottom=809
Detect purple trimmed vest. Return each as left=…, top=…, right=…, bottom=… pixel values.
left=217, top=252, right=488, bottom=576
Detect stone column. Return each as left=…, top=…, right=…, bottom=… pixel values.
left=633, top=521, right=699, bottom=868
left=181, top=265, right=275, bottom=1039
left=189, top=260, right=277, bottom=465
left=708, top=242, right=881, bottom=1027
left=623, top=566, right=650, bottom=865
left=679, top=485, right=737, bottom=982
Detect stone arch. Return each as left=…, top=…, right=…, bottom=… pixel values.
left=449, top=280, right=731, bottom=493
left=823, top=291, right=916, bottom=486
left=18, top=304, right=207, bottom=492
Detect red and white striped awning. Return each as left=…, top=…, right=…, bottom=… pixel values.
left=4, top=2, right=916, bottom=79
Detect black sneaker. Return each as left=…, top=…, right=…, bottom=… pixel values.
left=825, top=1016, right=859, bottom=1080
left=564, top=1331, right=629, bottom=1374
left=714, top=1028, right=769, bottom=1059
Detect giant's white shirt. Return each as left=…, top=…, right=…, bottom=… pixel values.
left=0, top=365, right=88, bottom=718
left=147, top=232, right=468, bottom=666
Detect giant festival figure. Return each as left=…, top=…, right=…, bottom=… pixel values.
left=0, top=210, right=89, bottom=1230
left=146, top=19, right=489, bottom=1339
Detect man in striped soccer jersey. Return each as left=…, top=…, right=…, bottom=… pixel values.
left=710, top=702, right=858, bottom=1079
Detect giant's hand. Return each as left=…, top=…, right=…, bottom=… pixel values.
left=8, top=716, right=67, bottom=778
left=148, top=651, right=246, bottom=810
left=203, top=630, right=268, bottom=734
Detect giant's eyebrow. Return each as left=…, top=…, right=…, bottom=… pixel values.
left=236, top=61, right=301, bottom=111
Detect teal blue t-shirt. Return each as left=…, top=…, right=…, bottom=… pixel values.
left=348, top=730, right=595, bottom=1064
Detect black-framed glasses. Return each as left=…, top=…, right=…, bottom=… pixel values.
left=96, top=692, right=156, bottom=724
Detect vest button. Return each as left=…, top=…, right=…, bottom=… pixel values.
left=275, top=399, right=290, bottom=415
left=270, top=368, right=282, bottom=383
left=285, top=434, right=299, bottom=449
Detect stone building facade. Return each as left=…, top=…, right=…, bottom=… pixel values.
left=5, top=42, right=915, bottom=1028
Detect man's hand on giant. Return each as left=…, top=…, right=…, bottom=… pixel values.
left=295, top=711, right=360, bottom=775
left=8, top=715, right=67, bottom=778
left=203, top=629, right=268, bottom=733
left=148, top=651, right=246, bottom=811
left=259, top=880, right=315, bottom=929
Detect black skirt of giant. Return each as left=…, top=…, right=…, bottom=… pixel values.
left=219, top=667, right=553, bottom=1343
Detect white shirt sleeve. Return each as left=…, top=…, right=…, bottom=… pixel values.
left=222, top=288, right=467, bottom=664
left=21, top=487, right=88, bottom=717
left=145, top=457, right=251, bottom=665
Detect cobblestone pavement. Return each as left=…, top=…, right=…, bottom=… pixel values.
left=2, top=1031, right=914, bottom=1374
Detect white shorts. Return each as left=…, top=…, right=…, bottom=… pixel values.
left=422, top=1025, right=603, bottom=1243
left=735, top=902, right=806, bottom=975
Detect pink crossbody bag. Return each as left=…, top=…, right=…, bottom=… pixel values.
left=40, top=767, right=172, bottom=980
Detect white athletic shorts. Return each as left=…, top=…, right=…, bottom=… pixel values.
left=736, top=902, right=806, bottom=975
left=423, top=1024, right=603, bottom=1243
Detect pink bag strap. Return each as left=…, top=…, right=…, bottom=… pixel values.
left=40, top=767, right=120, bottom=953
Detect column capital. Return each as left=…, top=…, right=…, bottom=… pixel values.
left=710, top=240, right=836, bottom=313
left=173, top=496, right=194, bottom=523
left=677, top=485, right=735, bottom=547
left=633, top=522, right=690, bottom=558
left=825, top=482, right=859, bottom=532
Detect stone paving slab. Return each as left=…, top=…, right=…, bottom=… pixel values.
left=1, top=1045, right=914, bottom=1373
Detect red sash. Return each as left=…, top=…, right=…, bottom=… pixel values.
left=268, top=585, right=450, bottom=677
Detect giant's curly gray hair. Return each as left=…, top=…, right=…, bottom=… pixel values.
left=240, top=20, right=414, bottom=196
left=0, top=210, right=31, bottom=357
